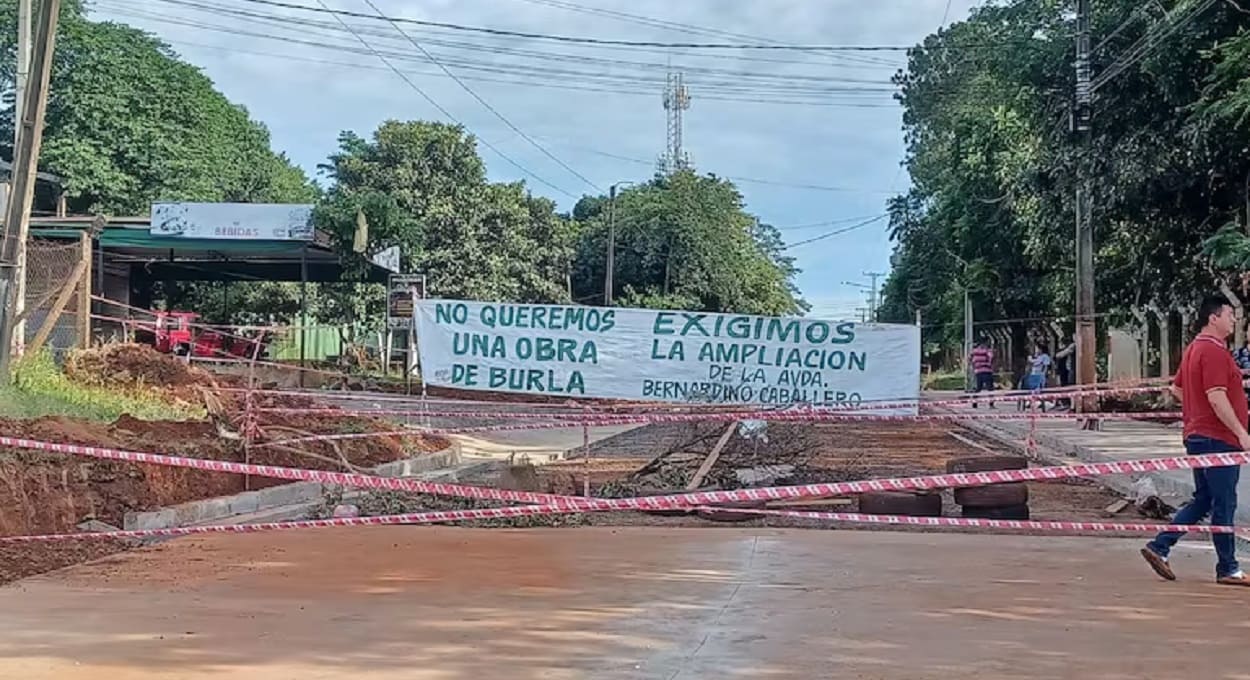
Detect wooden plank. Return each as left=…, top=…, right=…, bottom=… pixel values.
left=685, top=422, right=737, bottom=491
left=26, top=256, right=86, bottom=356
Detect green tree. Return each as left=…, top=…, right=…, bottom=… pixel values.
left=0, top=1, right=316, bottom=212
left=571, top=170, right=805, bottom=315
left=880, top=0, right=1250, bottom=366
left=314, top=119, right=575, bottom=304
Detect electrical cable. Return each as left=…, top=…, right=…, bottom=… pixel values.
left=180, top=0, right=1042, bottom=53
left=308, top=0, right=579, bottom=198
left=782, top=214, right=889, bottom=249
left=96, top=3, right=912, bottom=102
left=355, top=0, right=600, bottom=192
left=1090, top=0, right=1217, bottom=93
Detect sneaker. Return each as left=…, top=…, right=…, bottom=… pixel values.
left=1216, top=571, right=1250, bottom=587
left=1141, top=546, right=1176, bottom=581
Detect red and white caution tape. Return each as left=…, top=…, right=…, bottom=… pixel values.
left=238, top=382, right=1172, bottom=412
left=694, top=507, right=1246, bottom=535
left=257, top=407, right=1182, bottom=428
left=242, top=380, right=1177, bottom=417
left=0, top=435, right=1243, bottom=514
left=250, top=410, right=1183, bottom=449
left=0, top=503, right=1237, bottom=544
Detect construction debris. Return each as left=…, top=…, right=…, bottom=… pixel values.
left=1103, top=499, right=1132, bottom=515
left=734, top=464, right=795, bottom=487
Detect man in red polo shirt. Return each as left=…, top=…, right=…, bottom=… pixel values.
left=1141, top=295, right=1250, bottom=585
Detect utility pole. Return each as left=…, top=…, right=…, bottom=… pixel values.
left=963, top=288, right=973, bottom=392
left=603, top=181, right=635, bottom=306
left=10, top=0, right=32, bottom=356
left=605, top=184, right=617, bottom=306
left=15, top=0, right=30, bottom=152
left=0, top=0, right=59, bottom=382
left=1074, top=0, right=1097, bottom=409
left=863, top=271, right=884, bottom=321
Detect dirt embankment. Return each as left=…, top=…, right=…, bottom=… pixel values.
left=0, top=407, right=449, bottom=585
left=0, top=411, right=447, bottom=534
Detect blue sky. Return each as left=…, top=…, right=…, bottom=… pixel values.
left=90, top=0, right=983, bottom=319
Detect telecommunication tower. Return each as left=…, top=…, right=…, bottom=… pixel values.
left=657, top=71, right=691, bottom=174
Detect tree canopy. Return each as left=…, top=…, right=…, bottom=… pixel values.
left=879, top=0, right=1250, bottom=359
left=570, top=171, right=808, bottom=316
left=0, top=0, right=315, bottom=212
left=314, top=120, right=576, bottom=304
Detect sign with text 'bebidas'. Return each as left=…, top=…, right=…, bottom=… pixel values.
left=415, top=300, right=919, bottom=411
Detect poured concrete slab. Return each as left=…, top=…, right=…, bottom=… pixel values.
left=0, top=527, right=1247, bottom=679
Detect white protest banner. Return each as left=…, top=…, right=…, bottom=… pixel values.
left=415, top=300, right=920, bottom=411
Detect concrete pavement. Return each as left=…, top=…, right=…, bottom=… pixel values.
left=1, top=527, right=1247, bottom=679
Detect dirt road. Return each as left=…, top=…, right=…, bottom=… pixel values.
left=0, top=527, right=1246, bottom=679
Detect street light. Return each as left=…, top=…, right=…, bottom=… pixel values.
left=605, top=181, right=636, bottom=306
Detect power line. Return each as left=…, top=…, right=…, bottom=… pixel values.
left=355, top=0, right=600, bottom=192
left=113, top=0, right=903, bottom=87
left=533, top=141, right=896, bottom=193
left=105, top=1, right=1016, bottom=101
left=306, top=0, right=577, bottom=198
left=136, top=0, right=900, bottom=71
left=98, top=3, right=911, bottom=100
left=196, top=0, right=1033, bottom=52
left=505, top=0, right=900, bottom=67
left=782, top=214, right=888, bottom=249
left=773, top=214, right=885, bottom=231
left=98, top=4, right=912, bottom=108
left=1090, top=0, right=1218, bottom=93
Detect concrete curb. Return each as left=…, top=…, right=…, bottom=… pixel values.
left=123, top=442, right=462, bottom=531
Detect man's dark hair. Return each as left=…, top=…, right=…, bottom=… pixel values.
left=1199, top=295, right=1232, bottom=328
left=1036, top=342, right=1050, bottom=355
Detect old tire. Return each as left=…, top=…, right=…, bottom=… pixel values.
left=946, top=455, right=1029, bottom=474
left=954, top=482, right=1029, bottom=508
left=857, top=491, right=942, bottom=517
left=696, top=500, right=767, bottom=523
left=961, top=504, right=1031, bottom=521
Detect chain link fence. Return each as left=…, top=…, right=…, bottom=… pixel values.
left=21, top=235, right=90, bottom=360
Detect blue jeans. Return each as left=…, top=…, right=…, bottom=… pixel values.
left=1147, top=435, right=1242, bottom=577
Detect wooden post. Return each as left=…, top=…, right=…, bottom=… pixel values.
left=77, top=231, right=91, bottom=349
left=0, top=0, right=60, bottom=382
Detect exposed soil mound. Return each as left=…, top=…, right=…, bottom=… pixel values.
left=65, top=344, right=215, bottom=390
